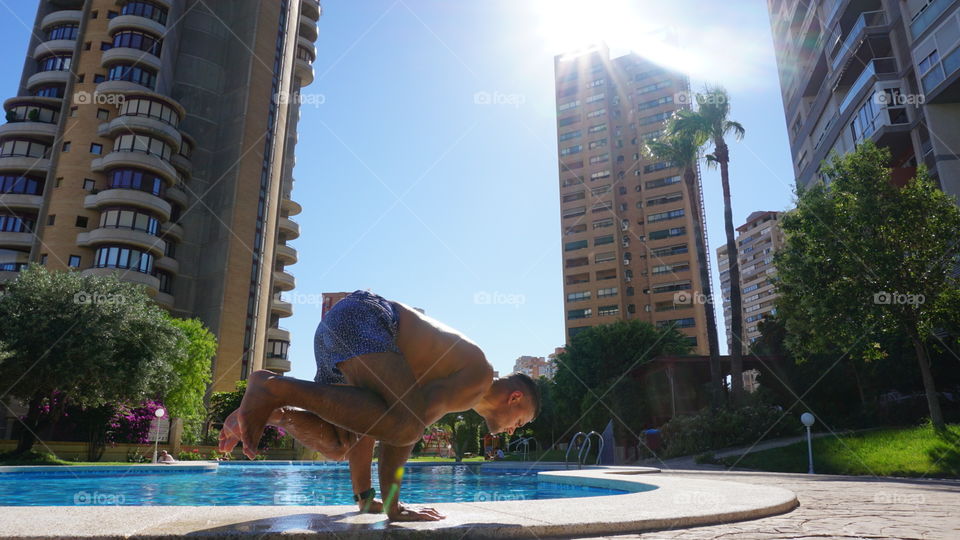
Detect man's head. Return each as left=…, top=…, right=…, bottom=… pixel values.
left=476, top=372, right=541, bottom=435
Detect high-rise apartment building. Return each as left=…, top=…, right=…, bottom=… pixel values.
left=717, top=211, right=785, bottom=352
left=512, top=355, right=556, bottom=380
left=766, top=0, right=960, bottom=199
left=0, top=0, right=321, bottom=392
left=554, top=43, right=710, bottom=353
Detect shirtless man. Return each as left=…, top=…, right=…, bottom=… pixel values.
left=218, top=290, right=540, bottom=521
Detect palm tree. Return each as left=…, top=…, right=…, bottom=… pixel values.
left=645, top=122, right=723, bottom=409
left=673, top=85, right=747, bottom=401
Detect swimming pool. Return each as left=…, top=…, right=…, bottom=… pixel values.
left=0, top=462, right=639, bottom=506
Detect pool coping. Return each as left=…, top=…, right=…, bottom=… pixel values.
left=0, top=462, right=219, bottom=474
left=0, top=464, right=799, bottom=538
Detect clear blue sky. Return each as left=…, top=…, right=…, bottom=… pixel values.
left=0, top=1, right=797, bottom=380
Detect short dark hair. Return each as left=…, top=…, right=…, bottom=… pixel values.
left=506, top=372, right=542, bottom=420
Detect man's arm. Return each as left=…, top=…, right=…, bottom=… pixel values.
left=378, top=443, right=444, bottom=521
left=421, top=348, right=494, bottom=422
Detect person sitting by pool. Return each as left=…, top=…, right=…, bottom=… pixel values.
left=158, top=450, right=177, bottom=464
left=494, top=448, right=505, bottom=460
left=218, top=290, right=540, bottom=522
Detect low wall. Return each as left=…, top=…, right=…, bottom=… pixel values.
left=0, top=440, right=301, bottom=462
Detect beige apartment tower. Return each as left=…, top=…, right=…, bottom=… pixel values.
left=717, top=211, right=786, bottom=353
left=0, top=0, right=321, bottom=392
left=554, top=44, right=710, bottom=353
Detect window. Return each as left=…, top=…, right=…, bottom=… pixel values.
left=90, top=143, right=103, bottom=155
left=596, top=269, right=617, bottom=281
left=597, top=287, right=617, bottom=298
left=593, top=217, right=613, bottom=229
left=566, top=257, right=589, bottom=268
left=68, top=255, right=81, bottom=268
left=562, top=176, right=583, bottom=187
left=586, top=78, right=605, bottom=88
left=111, top=31, right=162, bottom=56
left=55, top=177, right=62, bottom=188
left=33, top=86, right=64, bottom=98
left=565, top=224, right=586, bottom=235
left=650, top=243, right=688, bottom=257
left=93, top=74, right=105, bottom=83
left=121, top=1, right=169, bottom=25
left=588, top=138, right=608, bottom=150
left=585, top=92, right=605, bottom=104
left=644, top=161, right=673, bottom=173
left=566, top=272, right=589, bottom=285
left=113, top=134, right=172, bottom=160
left=636, top=80, right=672, bottom=95
left=96, top=108, right=110, bottom=121
left=652, top=261, right=690, bottom=275
left=0, top=175, right=43, bottom=195
left=647, top=191, right=683, bottom=206
left=560, top=144, right=582, bottom=156
left=99, top=208, right=160, bottom=235
left=645, top=175, right=681, bottom=189
left=565, top=239, right=588, bottom=251
left=649, top=226, right=686, bottom=240
left=637, top=95, right=673, bottom=111
left=919, top=49, right=940, bottom=74
left=589, top=153, right=609, bottom=164
left=100, top=42, right=112, bottom=51
left=75, top=216, right=88, bottom=227
left=595, top=251, right=615, bottom=263
left=47, top=214, right=56, bottom=226
left=61, top=141, right=71, bottom=153
left=567, top=308, right=592, bottom=320
left=558, top=115, right=579, bottom=127
left=6, top=105, right=60, bottom=124
left=563, top=205, right=586, bottom=219
left=592, top=201, right=612, bottom=213
left=107, top=64, right=157, bottom=89
left=0, top=215, right=35, bottom=232
left=639, top=111, right=672, bottom=125
left=657, top=317, right=695, bottom=329
left=46, top=24, right=79, bottom=41
left=0, top=140, right=49, bottom=159
left=108, top=168, right=165, bottom=196
left=107, top=10, right=119, bottom=19
left=559, top=129, right=581, bottom=142
left=94, top=245, right=154, bottom=273
left=598, top=304, right=619, bottom=316
left=590, top=170, right=611, bottom=181
left=587, top=123, right=607, bottom=134
left=562, top=190, right=585, bottom=203
left=648, top=208, right=685, bottom=223
left=558, top=100, right=580, bottom=112
left=36, top=55, right=71, bottom=72
left=590, top=184, right=611, bottom=196
left=567, top=290, right=591, bottom=302
left=587, top=108, right=606, bottom=118
left=594, top=234, right=614, bottom=246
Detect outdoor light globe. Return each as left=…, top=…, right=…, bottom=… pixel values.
left=801, top=412, right=815, bottom=427
left=155, top=408, right=166, bottom=418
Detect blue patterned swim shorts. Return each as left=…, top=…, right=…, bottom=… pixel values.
left=314, top=290, right=401, bottom=384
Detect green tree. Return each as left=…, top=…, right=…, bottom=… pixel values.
left=435, top=410, right=484, bottom=462
left=165, top=317, right=216, bottom=443
left=0, top=265, right=181, bottom=455
left=775, top=142, right=960, bottom=430
left=552, top=320, right=692, bottom=445
left=673, top=85, right=747, bottom=400
left=646, top=119, right=723, bottom=408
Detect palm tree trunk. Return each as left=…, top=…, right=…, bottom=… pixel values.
left=910, top=331, right=945, bottom=430
left=684, top=166, right=723, bottom=409
left=717, top=141, right=744, bottom=402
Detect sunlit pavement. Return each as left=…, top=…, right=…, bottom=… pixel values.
left=587, top=469, right=960, bottom=540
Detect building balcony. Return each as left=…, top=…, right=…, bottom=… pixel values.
left=154, top=256, right=179, bottom=274
left=911, top=0, right=955, bottom=39
left=160, top=221, right=183, bottom=241
left=170, top=153, right=191, bottom=176
left=281, top=197, right=302, bottom=216
left=267, top=326, right=291, bottom=342
left=95, top=79, right=153, bottom=96
left=91, top=150, right=178, bottom=185
left=33, top=39, right=76, bottom=60
left=77, top=228, right=166, bottom=257
left=4, top=96, right=62, bottom=112
left=273, top=269, right=296, bottom=291
left=297, top=36, right=317, bottom=57
left=0, top=194, right=43, bottom=211
left=829, top=10, right=887, bottom=72
left=0, top=121, right=58, bottom=142
left=165, top=184, right=187, bottom=207
left=98, top=114, right=181, bottom=148
left=82, top=266, right=159, bottom=294
left=0, top=231, right=35, bottom=249
left=275, top=243, right=298, bottom=264
left=101, top=47, right=162, bottom=72
left=0, top=156, right=51, bottom=174
left=41, top=9, right=82, bottom=30
left=84, top=188, right=172, bottom=222
left=108, top=14, right=167, bottom=37
left=299, top=15, right=319, bottom=41
left=264, top=355, right=291, bottom=373
left=0, top=270, right=23, bottom=283
left=271, top=296, right=293, bottom=318
left=26, top=70, right=70, bottom=90
left=278, top=216, right=300, bottom=239
left=301, top=0, right=321, bottom=21
left=295, top=57, right=314, bottom=86
left=838, top=57, right=898, bottom=113
left=153, top=291, right=174, bottom=309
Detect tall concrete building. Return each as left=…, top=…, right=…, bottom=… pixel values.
left=716, top=211, right=786, bottom=353
left=512, top=355, right=556, bottom=380
left=766, top=0, right=960, bottom=199
left=554, top=43, right=710, bottom=353
left=0, top=0, right=321, bottom=392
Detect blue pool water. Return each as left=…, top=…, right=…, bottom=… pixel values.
left=0, top=463, right=641, bottom=506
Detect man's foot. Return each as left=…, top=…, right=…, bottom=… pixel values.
left=237, top=370, right=283, bottom=459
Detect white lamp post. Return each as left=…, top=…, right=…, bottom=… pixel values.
left=801, top=412, right=815, bottom=474
left=152, top=408, right=166, bottom=464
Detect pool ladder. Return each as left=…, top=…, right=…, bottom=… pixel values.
left=508, top=436, right=537, bottom=461
left=564, top=431, right=604, bottom=469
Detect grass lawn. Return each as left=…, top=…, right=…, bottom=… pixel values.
left=0, top=450, right=135, bottom=466
left=501, top=449, right=567, bottom=462
left=718, top=424, right=960, bottom=478
left=406, top=455, right=485, bottom=462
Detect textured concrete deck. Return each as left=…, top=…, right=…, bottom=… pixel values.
left=587, top=469, right=960, bottom=540
left=0, top=466, right=798, bottom=539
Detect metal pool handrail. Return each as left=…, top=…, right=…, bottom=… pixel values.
left=564, top=431, right=587, bottom=469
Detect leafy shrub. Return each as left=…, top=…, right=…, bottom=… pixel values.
left=659, top=402, right=796, bottom=458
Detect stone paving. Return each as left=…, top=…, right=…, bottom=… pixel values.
left=586, top=469, right=960, bottom=540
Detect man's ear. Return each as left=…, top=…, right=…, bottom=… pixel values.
left=508, top=390, right=523, bottom=405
